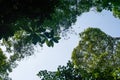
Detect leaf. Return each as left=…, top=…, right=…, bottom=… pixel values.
left=50, top=30, right=54, bottom=37
left=45, top=39, right=54, bottom=47
left=40, top=38, right=46, bottom=44
left=45, top=39, right=51, bottom=47
left=55, top=36, right=61, bottom=40
left=52, top=38, right=59, bottom=43
left=49, top=40, right=54, bottom=47
left=32, top=34, right=41, bottom=45
left=45, top=32, right=51, bottom=38
left=52, top=36, right=61, bottom=43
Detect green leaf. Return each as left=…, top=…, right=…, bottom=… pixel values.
left=45, top=39, right=49, bottom=47
left=55, top=36, right=61, bottom=40
left=52, top=38, right=58, bottom=43
left=50, top=30, right=54, bottom=37
left=49, top=40, right=54, bottom=47
left=52, top=36, right=61, bottom=43
left=45, top=32, right=51, bottom=38
left=32, top=34, right=41, bottom=45
left=45, top=39, right=54, bottom=47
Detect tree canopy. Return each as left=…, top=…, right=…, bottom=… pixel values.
left=0, top=0, right=59, bottom=39
left=0, top=48, right=15, bottom=80
left=0, top=0, right=120, bottom=40
left=72, top=28, right=120, bottom=80
left=37, top=28, right=120, bottom=80
left=37, top=61, right=82, bottom=80
left=0, top=0, right=120, bottom=79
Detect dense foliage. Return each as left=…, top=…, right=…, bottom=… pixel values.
left=1, top=0, right=120, bottom=40
left=0, top=0, right=59, bottom=39
left=37, top=61, right=82, bottom=80
left=72, top=28, right=120, bottom=80
left=38, top=28, right=120, bottom=80
left=0, top=48, right=14, bottom=80
left=0, top=0, right=120, bottom=79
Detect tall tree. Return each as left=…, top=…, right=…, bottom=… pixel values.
left=72, top=27, right=120, bottom=80
left=37, top=61, right=82, bottom=80
left=0, top=0, right=120, bottom=79
left=1, top=0, right=120, bottom=40
left=0, top=48, right=16, bottom=80
left=0, top=0, right=59, bottom=40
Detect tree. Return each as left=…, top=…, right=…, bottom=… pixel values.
left=0, top=0, right=59, bottom=39
left=2, top=29, right=61, bottom=61
left=1, top=0, right=120, bottom=40
left=37, top=61, right=82, bottom=80
left=0, top=0, right=120, bottom=79
left=72, top=27, right=120, bottom=80
left=0, top=48, right=16, bottom=80
left=0, top=31, right=34, bottom=80
left=0, top=0, right=120, bottom=47
left=113, top=6, right=120, bottom=19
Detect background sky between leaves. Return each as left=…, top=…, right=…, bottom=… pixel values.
left=10, top=10, right=120, bottom=80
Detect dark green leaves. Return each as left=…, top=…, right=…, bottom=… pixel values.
left=53, top=37, right=61, bottom=43
left=0, top=48, right=13, bottom=80
left=45, top=39, right=54, bottom=47
left=31, top=33, right=41, bottom=45
left=43, top=29, right=61, bottom=47
left=37, top=61, right=82, bottom=80
left=45, top=36, right=61, bottom=47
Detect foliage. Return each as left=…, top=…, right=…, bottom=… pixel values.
left=72, top=27, right=120, bottom=80
left=37, top=61, right=82, bottom=80
left=0, top=48, right=14, bottom=80
left=2, top=31, right=34, bottom=61
left=0, top=0, right=59, bottom=40
left=0, top=31, right=33, bottom=80
left=113, top=6, right=120, bottom=19
left=0, top=0, right=120, bottom=51
left=0, top=0, right=120, bottom=79
left=0, top=0, right=120, bottom=40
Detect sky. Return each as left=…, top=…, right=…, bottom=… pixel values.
left=9, top=10, right=120, bottom=80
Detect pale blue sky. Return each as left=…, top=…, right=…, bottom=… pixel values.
left=10, top=10, right=120, bottom=80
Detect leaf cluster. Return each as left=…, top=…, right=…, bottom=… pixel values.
left=37, top=61, right=82, bottom=80
left=72, top=28, right=120, bottom=80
